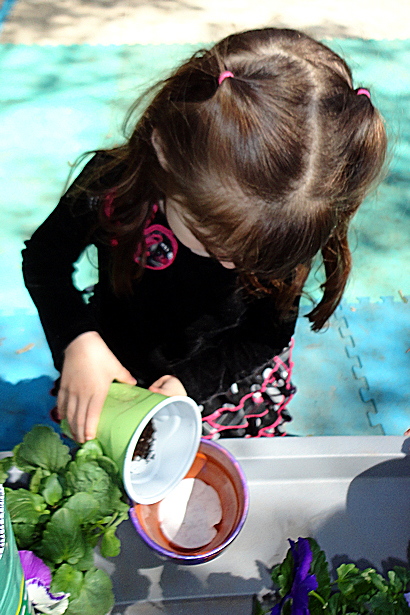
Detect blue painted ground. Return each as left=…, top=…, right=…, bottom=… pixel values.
left=0, top=40, right=409, bottom=449
left=0, top=0, right=17, bottom=30
left=339, top=297, right=410, bottom=435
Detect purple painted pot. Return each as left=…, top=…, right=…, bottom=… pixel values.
left=129, top=439, right=249, bottom=564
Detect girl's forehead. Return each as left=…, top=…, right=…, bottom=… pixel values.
left=165, top=198, right=210, bottom=256
left=165, top=197, right=235, bottom=268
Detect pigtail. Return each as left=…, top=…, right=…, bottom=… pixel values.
left=307, top=224, right=351, bottom=330
left=308, top=87, right=386, bottom=329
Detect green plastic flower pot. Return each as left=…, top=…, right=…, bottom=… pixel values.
left=95, top=383, right=202, bottom=505
left=0, top=485, right=33, bottom=615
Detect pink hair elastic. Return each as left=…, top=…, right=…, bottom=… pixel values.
left=357, top=88, right=371, bottom=99
left=218, top=70, right=234, bottom=85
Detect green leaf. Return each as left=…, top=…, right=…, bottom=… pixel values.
left=40, top=508, right=86, bottom=565
left=396, top=594, right=410, bottom=615
left=11, top=521, right=42, bottom=550
left=253, top=599, right=266, bottom=615
left=337, top=563, right=358, bottom=583
left=0, top=455, right=13, bottom=483
left=72, top=544, right=95, bottom=572
left=29, top=467, right=49, bottom=494
left=66, top=460, right=123, bottom=517
left=75, top=440, right=104, bottom=462
left=95, top=456, right=124, bottom=489
left=308, top=537, right=331, bottom=601
left=64, top=568, right=114, bottom=615
left=5, top=488, right=49, bottom=524
left=271, top=547, right=294, bottom=598
left=42, top=473, right=63, bottom=506
left=66, top=459, right=110, bottom=495
left=362, top=568, right=387, bottom=593
left=308, top=593, right=327, bottom=615
left=15, top=425, right=71, bottom=473
left=282, top=600, right=292, bottom=615
left=60, top=418, right=73, bottom=440
left=279, top=552, right=295, bottom=598
left=328, top=593, right=346, bottom=615
left=75, top=441, right=125, bottom=495
left=100, top=527, right=121, bottom=558
left=394, top=567, right=410, bottom=590
left=104, top=503, right=130, bottom=532
left=63, top=493, right=101, bottom=525
left=387, top=570, right=403, bottom=594
left=336, top=563, right=372, bottom=598
left=80, top=522, right=103, bottom=548
left=270, top=564, right=281, bottom=586
left=51, top=564, right=84, bottom=601
left=368, top=590, right=396, bottom=614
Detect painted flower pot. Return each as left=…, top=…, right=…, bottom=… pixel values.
left=129, top=439, right=249, bottom=564
left=96, top=383, right=202, bottom=504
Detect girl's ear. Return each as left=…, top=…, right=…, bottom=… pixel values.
left=151, top=129, right=169, bottom=171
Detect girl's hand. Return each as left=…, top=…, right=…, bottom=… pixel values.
left=149, top=375, right=187, bottom=397
left=57, top=331, right=137, bottom=443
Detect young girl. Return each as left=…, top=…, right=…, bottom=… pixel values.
left=22, top=27, right=387, bottom=443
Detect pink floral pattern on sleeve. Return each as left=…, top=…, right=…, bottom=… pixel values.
left=104, top=197, right=178, bottom=269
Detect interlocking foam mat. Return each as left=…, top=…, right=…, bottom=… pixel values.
left=338, top=297, right=410, bottom=435
left=291, top=295, right=410, bottom=437
left=290, top=307, right=384, bottom=437
left=0, top=39, right=409, bottom=449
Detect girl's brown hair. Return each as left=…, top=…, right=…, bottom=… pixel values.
left=78, top=27, right=387, bottom=330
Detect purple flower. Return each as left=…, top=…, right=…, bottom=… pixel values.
left=271, top=538, right=318, bottom=615
left=404, top=592, right=410, bottom=607
left=19, top=551, right=70, bottom=614
left=271, top=602, right=283, bottom=614
left=19, top=550, right=52, bottom=586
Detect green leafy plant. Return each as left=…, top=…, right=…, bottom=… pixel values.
left=258, top=537, right=410, bottom=615
left=0, top=425, right=130, bottom=615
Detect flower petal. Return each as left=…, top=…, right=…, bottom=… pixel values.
left=288, top=539, right=318, bottom=615
left=26, top=580, right=70, bottom=614
left=303, top=574, right=318, bottom=594
left=292, top=573, right=318, bottom=597
left=19, top=551, right=52, bottom=586
left=294, top=538, right=313, bottom=581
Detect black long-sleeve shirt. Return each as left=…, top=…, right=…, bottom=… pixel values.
left=22, top=157, right=298, bottom=405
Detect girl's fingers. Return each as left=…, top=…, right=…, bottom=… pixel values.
left=57, top=387, right=69, bottom=420
left=149, top=375, right=187, bottom=397
left=65, top=392, right=82, bottom=441
left=149, top=375, right=171, bottom=394
left=65, top=391, right=93, bottom=443
left=148, top=385, right=162, bottom=394
left=57, top=333, right=140, bottom=442
left=149, top=375, right=171, bottom=389
left=83, top=392, right=108, bottom=442
left=115, top=367, right=137, bottom=386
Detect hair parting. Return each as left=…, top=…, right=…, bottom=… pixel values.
left=71, top=27, right=387, bottom=329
